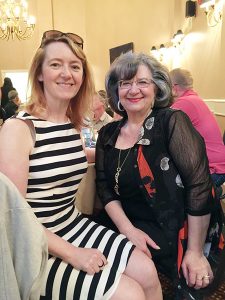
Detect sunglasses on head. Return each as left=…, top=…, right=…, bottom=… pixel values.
left=40, top=30, right=84, bottom=49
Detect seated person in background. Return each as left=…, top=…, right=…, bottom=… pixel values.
left=0, top=31, right=162, bottom=300
left=95, top=52, right=224, bottom=296
left=92, top=91, right=113, bottom=131
left=113, top=111, right=122, bottom=121
left=0, top=77, right=16, bottom=108
left=98, top=89, right=114, bottom=117
left=96, top=91, right=121, bottom=121
left=2, top=90, right=21, bottom=121
left=170, top=68, right=225, bottom=193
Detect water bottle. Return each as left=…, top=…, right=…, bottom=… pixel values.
left=82, top=127, right=92, bottom=147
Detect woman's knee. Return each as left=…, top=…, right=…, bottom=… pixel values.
left=110, top=274, right=145, bottom=300
left=125, top=248, right=160, bottom=290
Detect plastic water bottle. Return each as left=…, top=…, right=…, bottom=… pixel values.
left=82, top=128, right=92, bottom=147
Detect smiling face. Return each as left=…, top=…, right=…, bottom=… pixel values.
left=118, top=64, right=156, bottom=118
left=38, top=41, right=84, bottom=106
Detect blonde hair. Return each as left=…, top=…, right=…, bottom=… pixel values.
left=169, top=68, right=193, bottom=90
left=23, top=36, right=95, bottom=129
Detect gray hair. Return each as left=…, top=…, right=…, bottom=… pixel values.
left=170, top=68, right=193, bottom=90
left=94, top=91, right=108, bottom=108
left=8, top=90, right=18, bottom=101
left=105, top=52, right=173, bottom=117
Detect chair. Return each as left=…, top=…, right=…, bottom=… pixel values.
left=0, top=172, right=48, bottom=300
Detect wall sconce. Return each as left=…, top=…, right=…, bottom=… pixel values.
left=175, top=30, right=184, bottom=44
left=159, top=44, right=166, bottom=53
left=150, top=46, right=160, bottom=60
left=176, top=30, right=184, bottom=40
left=171, top=30, right=185, bottom=47
left=150, top=44, right=172, bottom=65
left=150, top=45, right=167, bottom=61
left=159, top=44, right=167, bottom=61
left=171, top=34, right=176, bottom=44
left=199, top=0, right=224, bottom=26
left=150, top=46, right=157, bottom=54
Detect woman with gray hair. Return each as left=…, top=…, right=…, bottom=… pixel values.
left=95, top=52, right=224, bottom=297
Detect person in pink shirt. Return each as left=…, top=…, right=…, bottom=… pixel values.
left=170, top=68, right=225, bottom=196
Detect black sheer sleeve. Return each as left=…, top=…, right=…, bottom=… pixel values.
left=166, top=110, right=214, bottom=216
left=95, top=125, right=120, bottom=206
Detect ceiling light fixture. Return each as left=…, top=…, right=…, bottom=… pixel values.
left=0, top=0, right=36, bottom=41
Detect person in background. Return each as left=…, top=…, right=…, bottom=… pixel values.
left=98, top=89, right=114, bottom=117
left=113, top=111, right=122, bottom=121
left=92, top=91, right=113, bottom=131
left=95, top=52, right=224, bottom=297
left=0, top=31, right=162, bottom=300
left=2, top=90, right=21, bottom=121
left=170, top=68, right=225, bottom=195
left=0, top=77, right=16, bottom=108
left=98, top=89, right=122, bottom=122
left=0, top=89, right=3, bottom=125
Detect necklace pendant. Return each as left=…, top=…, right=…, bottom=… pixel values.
left=114, top=148, right=131, bottom=197
left=114, top=183, right=120, bottom=195
left=115, top=171, right=120, bottom=183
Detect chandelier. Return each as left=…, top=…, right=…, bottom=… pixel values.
left=0, top=0, right=35, bottom=41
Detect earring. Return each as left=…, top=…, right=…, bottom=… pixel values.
left=117, top=100, right=124, bottom=111
left=151, top=100, right=155, bottom=108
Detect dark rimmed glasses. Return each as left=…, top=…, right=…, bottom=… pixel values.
left=40, top=30, right=84, bottom=49
left=118, top=78, right=154, bottom=90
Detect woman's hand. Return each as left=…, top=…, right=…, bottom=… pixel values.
left=104, top=201, right=160, bottom=258
left=68, top=247, right=108, bottom=275
left=182, top=249, right=214, bottom=289
left=123, top=226, right=160, bottom=258
left=45, top=228, right=107, bottom=275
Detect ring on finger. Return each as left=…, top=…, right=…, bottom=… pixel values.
left=196, top=277, right=203, bottom=281
left=203, top=275, right=210, bottom=279
left=99, top=261, right=105, bottom=268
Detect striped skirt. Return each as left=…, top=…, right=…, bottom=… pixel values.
left=40, top=209, right=135, bottom=300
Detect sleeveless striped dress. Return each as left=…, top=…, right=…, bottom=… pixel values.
left=16, top=112, right=135, bottom=300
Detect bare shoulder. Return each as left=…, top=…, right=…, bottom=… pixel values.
left=0, top=118, right=34, bottom=195
left=1, top=118, right=32, bottom=135
left=0, top=118, right=34, bottom=152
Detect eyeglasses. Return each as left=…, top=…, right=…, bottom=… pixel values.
left=40, top=30, right=84, bottom=49
left=118, top=78, right=154, bottom=90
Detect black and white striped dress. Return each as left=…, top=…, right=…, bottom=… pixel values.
left=16, top=112, right=135, bottom=300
